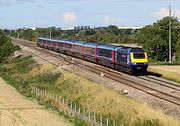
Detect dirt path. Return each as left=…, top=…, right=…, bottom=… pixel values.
left=0, top=78, right=71, bottom=126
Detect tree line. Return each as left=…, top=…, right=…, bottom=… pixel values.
left=7, top=25, right=137, bottom=44
left=2, top=16, right=180, bottom=62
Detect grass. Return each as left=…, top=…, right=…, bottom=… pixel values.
left=54, top=72, right=180, bottom=126
left=148, top=66, right=180, bottom=83
left=0, top=56, right=180, bottom=126
left=0, top=56, right=86, bottom=126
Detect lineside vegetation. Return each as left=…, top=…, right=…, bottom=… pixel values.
left=0, top=55, right=179, bottom=126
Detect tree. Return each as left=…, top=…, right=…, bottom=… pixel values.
left=0, top=35, right=20, bottom=63
left=175, top=38, right=180, bottom=61
left=106, top=25, right=119, bottom=35
left=135, top=16, right=180, bottom=62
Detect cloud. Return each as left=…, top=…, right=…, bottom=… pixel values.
left=152, top=8, right=180, bottom=19
left=37, top=4, right=44, bottom=8
left=0, top=0, right=13, bottom=6
left=0, top=0, right=36, bottom=7
left=101, top=16, right=125, bottom=25
left=63, top=12, right=77, bottom=24
left=16, top=0, right=36, bottom=3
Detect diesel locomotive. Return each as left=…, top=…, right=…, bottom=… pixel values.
left=37, top=37, right=148, bottom=75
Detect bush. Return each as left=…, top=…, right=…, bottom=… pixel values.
left=0, top=35, right=20, bottom=63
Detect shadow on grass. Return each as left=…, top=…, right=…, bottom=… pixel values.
left=146, top=71, right=162, bottom=77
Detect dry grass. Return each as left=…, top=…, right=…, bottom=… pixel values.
left=30, top=64, right=56, bottom=76
left=148, top=66, right=180, bottom=82
left=55, top=71, right=180, bottom=126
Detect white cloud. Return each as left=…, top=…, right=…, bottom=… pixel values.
left=63, top=12, right=77, bottom=24
left=153, top=8, right=180, bottom=19
left=101, top=16, right=125, bottom=25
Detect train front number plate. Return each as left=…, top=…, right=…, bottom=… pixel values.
left=137, top=67, right=141, bottom=69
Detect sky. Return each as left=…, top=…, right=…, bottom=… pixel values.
left=0, top=0, right=180, bottom=29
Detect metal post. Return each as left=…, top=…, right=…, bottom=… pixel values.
left=169, top=5, right=172, bottom=63
left=50, top=28, right=52, bottom=38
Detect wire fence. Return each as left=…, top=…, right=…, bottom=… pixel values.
left=32, top=87, right=118, bottom=126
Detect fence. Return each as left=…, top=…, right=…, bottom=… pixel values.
left=32, top=88, right=118, bottom=126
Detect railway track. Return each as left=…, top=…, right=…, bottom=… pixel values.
left=12, top=38, right=180, bottom=106
left=137, top=76, right=180, bottom=91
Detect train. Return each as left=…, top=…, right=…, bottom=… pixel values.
left=37, top=37, right=148, bottom=75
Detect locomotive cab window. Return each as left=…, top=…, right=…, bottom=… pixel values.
left=133, top=53, right=145, bottom=59
left=38, top=39, right=42, bottom=43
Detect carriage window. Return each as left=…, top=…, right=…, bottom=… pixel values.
left=74, top=45, right=82, bottom=52
left=84, top=47, right=94, bottom=55
left=47, top=41, right=51, bottom=45
left=52, top=42, right=56, bottom=46
left=117, top=53, right=127, bottom=63
left=98, top=49, right=112, bottom=58
left=65, top=43, right=72, bottom=49
left=43, top=40, right=46, bottom=44
left=58, top=43, right=63, bottom=47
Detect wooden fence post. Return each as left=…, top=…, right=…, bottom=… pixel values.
left=93, top=113, right=96, bottom=125
left=75, top=103, right=77, bottom=113
left=100, top=115, right=103, bottom=126
left=106, top=118, right=109, bottom=126
left=113, top=120, right=116, bottom=126
left=83, top=108, right=86, bottom=117
left=88, top=109, right=91, bottom=121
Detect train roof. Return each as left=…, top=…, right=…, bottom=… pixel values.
left=38, top=37, right=66, bottom=43
left=38, top=37, right=56, bottom=42
left=97, top=44, right=118, bottom=50
left=72, top=40, right=85, bottom=46
left=38, top=37, right=145, bottom=52
left=114, top=46, right=130, bottom=51
left=83, top=42, right=98, bottom=48
left=130, top=48, right=145, bottom=52
left=115, top=46, right=145, bottom=53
